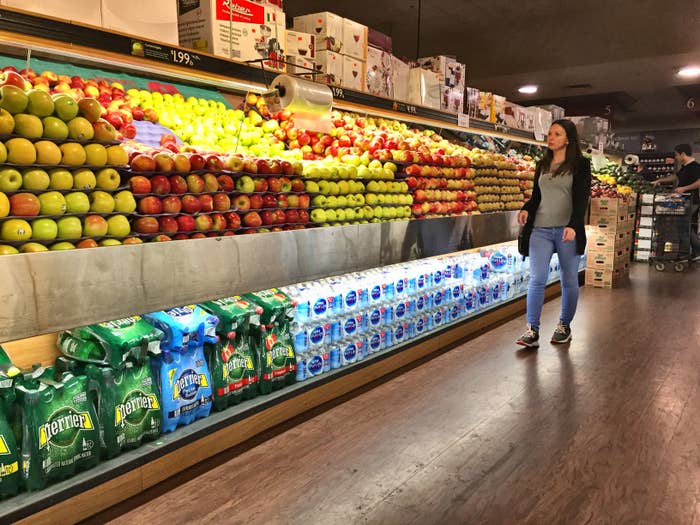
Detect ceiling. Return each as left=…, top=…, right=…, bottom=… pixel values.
left=284, top=0, right=700, bottom=131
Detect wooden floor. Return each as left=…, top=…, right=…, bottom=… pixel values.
left=100, top=265, right=700, bottom=525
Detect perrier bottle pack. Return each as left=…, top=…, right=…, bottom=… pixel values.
left=243, top=289, right=297, bottom=395
left=0, top=346, right=20, bottom=498
left=200, top=297, right=263, bottom=411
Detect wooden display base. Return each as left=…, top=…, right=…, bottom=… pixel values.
left=5, top=283, right=563, bottom=525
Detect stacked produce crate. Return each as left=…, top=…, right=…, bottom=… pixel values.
left=633, top=193, right=654, bottom=261
left=585, top=194, right=636, bottom=287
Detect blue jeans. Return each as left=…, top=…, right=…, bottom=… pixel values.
left=527, top=227, right=581, bottom=331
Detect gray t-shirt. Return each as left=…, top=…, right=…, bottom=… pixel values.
left=533, top=164, right=573, bottom=228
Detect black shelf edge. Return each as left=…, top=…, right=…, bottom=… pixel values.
left=0, top=8, right=540, bottom=143
left=0, top=276, right=573, bottom=523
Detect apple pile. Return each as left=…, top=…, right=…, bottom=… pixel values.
left=14, top=66, right=146, bottom=140
left=402, top=163, right=477, bottom=217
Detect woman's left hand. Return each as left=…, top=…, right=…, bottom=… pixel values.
left=562, top=227, right=576, bottom=242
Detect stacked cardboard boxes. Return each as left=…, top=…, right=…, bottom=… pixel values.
left=633, top=193, right=654, bottom=261
left=585, top=195, right=636, bottom=288
left=417, top=55, right=466, bottom=114
left=285, top=30, right=315, bottom=76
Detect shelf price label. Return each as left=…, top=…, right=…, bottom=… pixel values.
left=130, top=40, right=202, bottom=69
left=330, top=86, right=346, bottom=99
left=458, top=113, right=470, bottom=128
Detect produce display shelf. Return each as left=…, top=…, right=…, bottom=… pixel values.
left=0, top=277, right=568, bottom=525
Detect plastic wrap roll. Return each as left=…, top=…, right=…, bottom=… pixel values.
left=270, top=75, right=332, bottom=133
left=624, top=154, right=639, bottom=165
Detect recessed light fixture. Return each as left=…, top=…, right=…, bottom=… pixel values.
left=678, top=66, right=700, bottom=78
left=518, top=85, right=538, bottom=94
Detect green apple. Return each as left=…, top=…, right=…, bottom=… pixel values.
left=95, top=168, right=120, bottom=190
left=357, top=166, right=370, bottom=179
left=31, top=218, right=58, bottom=240
left=318, top=181, right=330, bottom=195
left=106, top=215, right=130, bottom=237
left=367, top=181, right=379, bottom=193
left=106, top=145, right=129, bottom=166
left=325, top=196, right=338, bottom=208
left=56, top=216, right=82, bottom=239
left=1, top=218, right=32, bottom=241
left=84, top=143, right=108, bottom=166
left=337, top=166, right=349, bottom=179
left=325, top=209, right=337, bottom=222
left=6, top=137, right=37, bottom=165
left=99, top=239, right=122, bottom=246
left=0, top=245, right=19, bottom=255
left=346, top=195, right=356, bottom=206
left=38, top=191, right=67, bottom=215
left=383, top=168, right=395, bottom=180
left=50, top=241, right=76, bottom=251
left=310, top=208, right=327, bottom=223
left=403, top=205, right=411, bottom=217
left=52, top=94, right=79, bottom=121
left=34, top=140, right=63, bottom=165
left=26, top=89, right=55, bottom=117
left=337, top=181, right=350, bottom=194
left=0, top=168, right=22, bottom=192
left=345, top=208, right=356, bottom=221
left=311, top=195, right=326, bottom=207
left=355, top=194, right=365, bottom=206
left=362, top=205, right=374, bottom=219
left=384, top=162, right=398, bottom=173
left=0, top=108, right=15, bottom=135
left=335, top=209, right=346, bottom=222
left=42, top=116, right=69, bottom=140
left=365, top=193, right=378, bottom=205
left=60, top=143, right=87, bottom=166
left=0, top=191, right=7, bottom=217
left=305, top=180, right=319, bottom=193
left=67, top=117, right=94, bottom=141
left=22, top=168, right=50, bottom=190
left=113, top=190, right=136, bottom=213
left=236, top=175, right=255, bottom=193
left=13, top=113, right=43, bottom=139
left=346, top=165, right=358, bottom=179
left=0, top=85, right=28, bottom=114
left=354, top=207, right=364, bottom=220
left=89, top=191, right=115, bottom=213
left=48, top=168, right=73, bottom=190
left=64, top=192, right=90, bottom=214
left=77, top=97, right=102, bottom=123
left=73, top=168, right=96, bottom=190
left=328, top=182, right=339, bottom=195
left=336, top=196, right=348, bottom=207
left=0, top=142, right=5, bottom=164
left=373, top=206, right=384, bottom=219
left=368, top=159, right=383, bottom=169
left=20, top=242, right=49, bottom=253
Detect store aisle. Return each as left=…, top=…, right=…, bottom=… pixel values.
left=104, top=265, right=700, bottom=525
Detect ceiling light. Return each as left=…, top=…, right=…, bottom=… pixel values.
left=678, top=66, right=700, bottom=78
left=518, top=85, right=538, bottom=94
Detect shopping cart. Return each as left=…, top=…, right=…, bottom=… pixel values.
left=650, top=193, right=693, bottom=272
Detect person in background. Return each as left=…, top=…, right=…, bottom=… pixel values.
left=651, top=144, right=700, bottom=259
left=516, top=120, right=591, bottom=348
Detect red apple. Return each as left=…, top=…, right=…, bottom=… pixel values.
left=260, top=210, right=275, bottom=226
left=0, top=70, right=27, bottom=89
left=173, top=153, right=190, bottom=172
left=138, top=196, right=163, bottom=215
left=152, top=234, right=171, bottom=242
left=176, top=215, right=196, bottom=232
left=77, top=239, right=99, bottom=249
left=267, top=177, right=282, bottom=193
left=217, top=175, right=234, bottom=192
left=262, top=194, right=277, bottom=209
left=189, top=154, right=205, bottom=171
left=298, top=210, right=310, bottom=223
left=203, top=173, right=219, bottom=193
left=213, top=193, right=231, bottom=211
left=150, top=175, right=171, bottom=195
left=285, top=210, right=299, bottom=223
left=277, top=194, right=289, bottom=209
left=153, top=152, right=175, bottom=173
left=162, top=196, right=182, bottom=214
left=253, top=178, right=268, bottom=192
left=298, top=194, right=310, bottom=209
left=169, top=175, right=188, bottom=194
left=249, top=194, right=263, bottom=210
left=225, top=212, right=241, bottom=230
left=130, top=154, right=156, bottom=172
left=172, top=233, right=188, bottom=240
left=280, top=161, right=294, bottom=175
left=190, top=232, right=206, bottom=239
left=199, top=194, right=214, bottom=213
left=233, top=194, right=251, bottom=211
left=279, top=177, right=292, bottom=192
left=273, top=210, right=286, bottom=225
left=243, top=211, right=262, bottom=227
left=205, top=155, right=224, bottom=171
left=158, top=216, right=178, bottom=233
left=287, top=194, right=300, bottom=208
left=256, top=159, right=271, bottom=174
left=133, top=216, right=159, bottom=234
left=242, top=159, right=258, bottom=174
left=211, top=213, right=226, bottom=231
left=290, top=178, right=304, bottom=192
left=181, top=195, right=202, bottom=214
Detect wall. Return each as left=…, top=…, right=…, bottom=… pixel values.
left=615, top=128, right=700, bottom=154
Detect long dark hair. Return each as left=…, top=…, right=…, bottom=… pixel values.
left=540, top=119, right=584, bottom=176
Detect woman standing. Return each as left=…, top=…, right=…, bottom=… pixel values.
left=516, top=120, right=591, bottom=348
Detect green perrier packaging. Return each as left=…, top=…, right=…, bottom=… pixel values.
left=0, top=346, right=21, bottom=498
left=243, top=289, right=297, bottom=395
left=200, top=297, right=263, bottom=411
left=15, top=367, right=100, bottom=491
left=55, top=357, right=162, bottom=460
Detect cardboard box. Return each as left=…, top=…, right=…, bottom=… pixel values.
left=417, top=55, right=465, bottom=89
left=408, top=68, right=440, bottom=110
left=315, top=50, right=343, bottom=85
left=342, top=18, right=368, bottom=60
left=465, top=87, right=480, bottom=119
left=538, top=104, right=565, bottom=121
left=178, top=0, right=286, bottom=70
left=587, top=247, right=630, bottom=270
left=590, top=214, right=634, bottom=231
left=391, top=55, right=410, bottom=102
left=293, top=12, right=343, bottom=53
left=285, top=55, right=315, bottom=76
left=286, top=30, right=315, bottom=59
left=519, top=106, right=536, bottom=132
left=479, top=91, right=494, bottom=122
left=440, top=86, right=464, bottom=114
left=1, top=0, right=102, bottom=26
left=585, top=267, right=629, bottom=288
left=492, top=94, right=507, bottom=125
left=368, top=28, right=392, bottom=53
left=342, top=56, right=366, bottom=91
left=103, top=0, right=178, bottom=44
left=588, top=228, right=632, bottom=251
left=532, top=106, right=553, bottom=139
left=590, top=196, right=629, bottom=217
left=366, top=47, right=392, bottom=98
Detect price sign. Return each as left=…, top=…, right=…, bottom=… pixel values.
left=130, top=40, right=202, bottom=69
left=458, top=113, right=470, bottom=128
left=330, top=86, right=346, bottom=99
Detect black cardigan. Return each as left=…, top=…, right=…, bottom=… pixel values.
left=519, top=156, right=592, bottom=256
